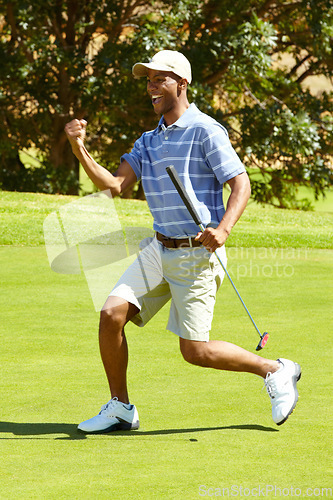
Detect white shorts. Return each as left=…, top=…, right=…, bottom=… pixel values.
left=109, top=235, right=227, bottom=341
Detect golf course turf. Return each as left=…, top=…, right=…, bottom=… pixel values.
left=0, top=190, right=332, bottom=499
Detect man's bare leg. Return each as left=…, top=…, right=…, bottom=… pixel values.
left=179, top=337, right=301, bottom=426
left=99, top=296, right=139, bottom=404
left=179, top=338, right=280, bottom=377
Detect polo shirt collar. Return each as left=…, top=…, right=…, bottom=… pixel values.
left=158, top=103, right=200, bottom=130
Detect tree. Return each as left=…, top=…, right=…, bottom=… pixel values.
left=183, top=0, right=333, bottom=208
left=0, top=0, right=332, bottom=207
left=0, top=0, right=165, bottom=194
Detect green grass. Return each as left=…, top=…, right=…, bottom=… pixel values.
left=296, top=186, right=333, bottom=213
left=0, top=191, right=332, bottom=499
left=1, top=190, right=332, bottom=248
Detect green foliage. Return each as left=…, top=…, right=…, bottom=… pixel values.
left=0, top=0, right=332, bottom=207
left=184, top=0, right=333, bottom=209
left=0, top=153, right=80, bottom=194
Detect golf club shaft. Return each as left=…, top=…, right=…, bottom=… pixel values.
left=197, top=223, right=262, bottom=338
left=166, top=165, right=263, bottom=339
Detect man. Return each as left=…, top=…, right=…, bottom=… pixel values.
left=65, top=50, right=301, bottom=433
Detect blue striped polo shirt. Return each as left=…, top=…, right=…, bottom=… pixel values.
left=121, top=103, right=245, bottom=238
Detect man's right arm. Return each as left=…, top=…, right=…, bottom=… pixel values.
left=65, top=119, right=137, bottom=197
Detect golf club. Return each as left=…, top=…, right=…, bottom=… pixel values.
left=166, top=164, right=269, bottom=351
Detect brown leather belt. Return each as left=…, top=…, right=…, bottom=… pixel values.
left=156, top=232, right=202, bottom=249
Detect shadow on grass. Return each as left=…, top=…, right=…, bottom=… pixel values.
left=0, top=421, right=278, bottom=440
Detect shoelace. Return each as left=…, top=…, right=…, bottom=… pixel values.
left=99, top=397, right=119, bottom=415
left=263, top=372, right=276, bottom=399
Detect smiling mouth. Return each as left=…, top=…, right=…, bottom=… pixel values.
left=152, top=95, right=163, bottom=105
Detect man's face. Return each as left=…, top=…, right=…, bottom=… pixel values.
left=146, top=69, right=180, bottom=116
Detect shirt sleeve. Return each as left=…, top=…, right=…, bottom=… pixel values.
left=202, top=124, right=245, bottom=184
left=120, top=136, right=143, bottom=181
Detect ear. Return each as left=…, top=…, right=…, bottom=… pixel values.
left=178, top=78, right=188, bottom=89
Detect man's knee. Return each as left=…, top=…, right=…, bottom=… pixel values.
left=179, top=339, right=209, bottom=367
left=100, top=297, right=138, bottom=331
left=100, top=306, right=125, bottom=331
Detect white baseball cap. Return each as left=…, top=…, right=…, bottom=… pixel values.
left=132, top=50, right=192, bottom=84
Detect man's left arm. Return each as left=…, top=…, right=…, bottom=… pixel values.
left=195, top=172, right=251, bottom=252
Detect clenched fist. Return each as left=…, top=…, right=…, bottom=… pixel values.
left=65, top=119, right=87, bottom=149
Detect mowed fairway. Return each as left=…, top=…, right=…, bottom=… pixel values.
left=0, top=191, right=332, bottom=499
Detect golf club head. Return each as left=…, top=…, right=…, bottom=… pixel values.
left=256, top=332, right=269, bottom=351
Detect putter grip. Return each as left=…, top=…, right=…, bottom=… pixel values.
left=166, top=165, right=202, bottom=226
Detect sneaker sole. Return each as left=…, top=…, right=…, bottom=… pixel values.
left=276, top=364, right=301, bottom=426
left=78, top=421, right=139, bottom=434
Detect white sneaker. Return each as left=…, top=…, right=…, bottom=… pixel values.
left=264, top=358, right=301, bottom=425
left=78, top=397, right=139, bottom=434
